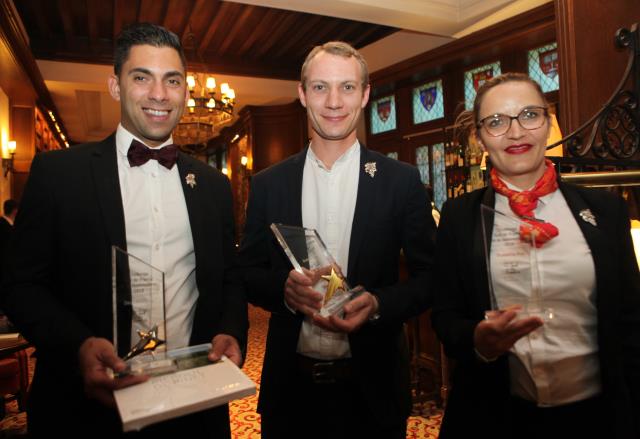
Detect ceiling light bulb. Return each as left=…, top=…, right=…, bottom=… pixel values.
left=186, top=75, right=196, bottom=90
left=206, top=77, right=216, bottom=90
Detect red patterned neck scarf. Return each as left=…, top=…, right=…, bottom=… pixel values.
left=490, top=159, right=559, bottom=248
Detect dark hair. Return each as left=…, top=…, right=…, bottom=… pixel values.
left=114, top=23, right=186, bottom=76
left=300, top=41, right=369, bottom=90
left=3, top=199, right=17, bottom=216
left=455, top=72, right=548, bottom=141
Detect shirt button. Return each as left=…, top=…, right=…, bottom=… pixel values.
left=154, top=243, right=160, bottom=251
left=151, top=173, right=157, bottom=178
left=154, top=206, right=159, bottom=213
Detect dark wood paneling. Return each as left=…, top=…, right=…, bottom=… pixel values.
left=11, top=106, right=35, bottom=172
left=241, top=101, right=308, bottom=173
left=555, top=0, right=640, bottom=134
left=219, top=100, right=307, bottom=239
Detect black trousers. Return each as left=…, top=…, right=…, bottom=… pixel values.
left=260, top=356, right=407, bottom=439
left=509, top=395, right=606, bottom=439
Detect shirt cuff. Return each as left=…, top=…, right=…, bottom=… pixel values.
left=284, top=299, right=296, bottom=315
left=474, top=347, right=498, bottom=363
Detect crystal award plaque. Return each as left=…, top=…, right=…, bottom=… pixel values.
left=270, top=224, right=363, bottom=316
left=112, top=246, right=176, bottom=376
left=480, top=205, right=554, bottom=321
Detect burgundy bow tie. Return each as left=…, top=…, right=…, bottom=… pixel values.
left=127, top=139, right=178, bottom=169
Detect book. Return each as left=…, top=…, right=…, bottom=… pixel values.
left=114, top=344, right=256, bottom=432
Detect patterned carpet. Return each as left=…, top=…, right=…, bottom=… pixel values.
left=0, top=306, right=442, bottom=438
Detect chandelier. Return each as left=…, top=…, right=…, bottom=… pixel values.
left=173, top=72, right=236, bottom=148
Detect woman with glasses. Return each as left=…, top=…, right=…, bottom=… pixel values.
left=431, top=73, right=640, bottom=439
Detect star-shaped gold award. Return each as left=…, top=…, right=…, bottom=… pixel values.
left=321, top=267, right=345, bottom=304
left=122, top=325, right=166, bottom=362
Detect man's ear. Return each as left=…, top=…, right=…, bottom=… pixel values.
left=108, top=75, right=121, bottom=101
left=298, top=83, right=307, bottom=108
left=361, top=84, right=370, bottom=109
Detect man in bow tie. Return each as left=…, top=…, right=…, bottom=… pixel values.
left=238, top=41, right=436, bottom=438
left=1, top=23, right=246, bottom=438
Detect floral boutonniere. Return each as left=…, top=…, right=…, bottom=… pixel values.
left=185, top=173, right=196, bottom=188
left=364, top=161, right=377, bottom=178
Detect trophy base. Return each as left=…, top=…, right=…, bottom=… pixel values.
left=118, top=344, right=213, bottom=377
left=319, top=286, right=365, bottom=317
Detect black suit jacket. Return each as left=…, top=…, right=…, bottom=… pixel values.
left=239, top=145, right=436, bottom=426
left=1, top=135, right=247, bottom=437
left=0, top=216, right=12, bottom=286
left=432, top=183, right=640, bottom=438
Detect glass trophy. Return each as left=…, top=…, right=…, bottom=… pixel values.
left=480, top=205, right=554, bottom=321
left=112, top=246, right=177, bottom=376
left=270, top=224, right=364, bottom=317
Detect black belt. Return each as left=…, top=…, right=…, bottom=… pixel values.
left=297, top=355, right=353, bottom=384
left=510, top=394, right=603, bottom=415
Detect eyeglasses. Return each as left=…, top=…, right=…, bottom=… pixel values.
left=477, top=106, right=548, bottom=137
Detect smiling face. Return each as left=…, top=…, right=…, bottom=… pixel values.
left=108, top=44, right=188, bottom=147
left=298, top=51, right=370, bottom=149
left=476, top=81, right=550, bottom=189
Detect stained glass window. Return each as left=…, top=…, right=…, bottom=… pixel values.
left=416, top=146, right=430, bottom=185
left=464, top=62, right=501, bottom=110
left=370, top=95, right=396, bottom=134
left=431, top=143, right=447, bottom=210
left=413, top=80, right=444, bottom=124
left=386, top=151, right=398, bottom=160
left=528, top=42, right=559, bottom=93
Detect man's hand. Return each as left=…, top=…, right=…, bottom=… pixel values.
left=78, top=337, right=148, bottom=408
left=312, top=291, right=378, bottom=333
left=209, top=334, right=242, bottom=367
left=284, top=268, right=323, bottom=317
left=474, top=309, right=543, bottom=360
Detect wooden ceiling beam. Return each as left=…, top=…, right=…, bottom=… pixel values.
left=87, top=0, right=100, bottom=49
left=272, top=15, right=324, bottom=59
left=162, top=0, right=187, bottom=32
left=195, top=0, right=225, bottom=58
left=217, top=4, right=257, bottom=56
left=253, top=11, right=299, bottom=58
left=26, top=0, right=52, bottom=41
left=293, top=18, right=343, bottom=58
left=57, top=0, right=75, bottom=47
left=138, top=0, right=167, bottom=24
left=112, top=0, right=128, bottom=40
left=236, top=7, right=279, bottom=56
left=180, top=0, right=207, bottom=47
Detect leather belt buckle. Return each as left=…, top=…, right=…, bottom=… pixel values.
left=311, top=361, right=337, bottom=384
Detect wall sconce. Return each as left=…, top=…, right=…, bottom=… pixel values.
left=3, top=140, right=16, bottom=177
left=240, top=155, right=248, bottom=167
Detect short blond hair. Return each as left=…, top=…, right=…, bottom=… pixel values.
left=300, top=41, right=369, bottom=90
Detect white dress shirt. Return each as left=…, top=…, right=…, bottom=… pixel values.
left=115, top=124, right=198, bottom=350
left=296, top=140, right=360, bottom=360
left=492, top=185, right=600, bottom=406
